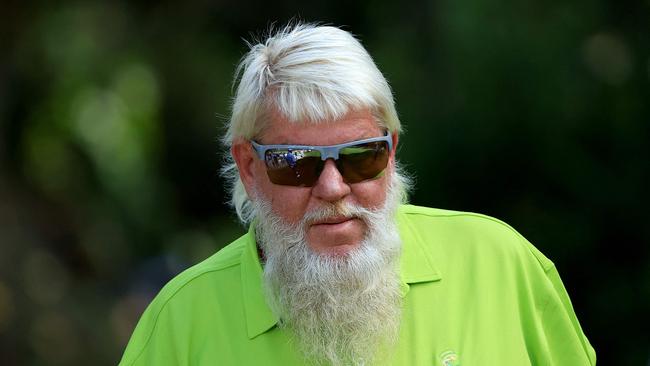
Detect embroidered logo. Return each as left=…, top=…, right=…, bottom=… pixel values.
left=439, top=350, right=460, bottom=366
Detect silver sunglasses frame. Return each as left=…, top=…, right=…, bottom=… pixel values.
left=250, top=132, right=393, bottom=162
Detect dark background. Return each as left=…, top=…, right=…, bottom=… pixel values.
left=1, top=1, right=648, bottom=365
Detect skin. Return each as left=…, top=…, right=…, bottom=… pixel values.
left=232, top=108, right=398, bottom=256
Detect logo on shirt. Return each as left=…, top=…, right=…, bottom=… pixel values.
left=439, top=350, right=460, bottom=366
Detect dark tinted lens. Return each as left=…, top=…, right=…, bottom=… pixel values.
left=264, top=149, right=322, bottom=186
left=337, top=141, right=389, bottom=183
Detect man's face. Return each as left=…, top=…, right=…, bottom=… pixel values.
left=236, top=108, right=397, bottom=256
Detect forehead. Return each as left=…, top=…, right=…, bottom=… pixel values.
left=259, top=108, right=383, bottom=146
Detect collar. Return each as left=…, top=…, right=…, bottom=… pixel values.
left=240, top=206, right=442, bottom=339
left=240, top=222, right=278, bottom=339
left=396, top=205, right=443, bottom=296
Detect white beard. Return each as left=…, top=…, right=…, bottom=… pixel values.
left=253, top=172, right=407, bottom=366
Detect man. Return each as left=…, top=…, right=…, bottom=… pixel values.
left=120, top=24, right=596, bottom=365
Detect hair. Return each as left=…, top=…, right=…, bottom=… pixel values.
left=222, top=23, right=402, bottom=224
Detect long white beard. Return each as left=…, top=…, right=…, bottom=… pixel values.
left=253, top=172, right=407, bottom=366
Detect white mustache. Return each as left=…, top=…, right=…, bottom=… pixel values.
left=301, top=201, right=374, bottom=227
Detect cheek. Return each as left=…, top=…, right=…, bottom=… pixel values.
left=267, top=185, right=312, bottom=224
left=356, top=158, right=396, bottom=208
left=250, top=160, right=312, bottom=224
left=351, top=176, right=389, bottom=209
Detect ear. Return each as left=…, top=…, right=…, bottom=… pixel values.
left=231, top=139, right=258, bottom=198
left=390, top=131, right=399, bottom=161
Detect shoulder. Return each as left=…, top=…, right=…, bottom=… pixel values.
left=152, top=234, right=247, bottom=305
left=398, top=204, right=554, bottom=272
left=119, top=233, right=250, bottom=365
left=398, top=206, right=596, bottom=364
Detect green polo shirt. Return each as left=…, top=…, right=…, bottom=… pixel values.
left=120, top=205, right=596, bottom=365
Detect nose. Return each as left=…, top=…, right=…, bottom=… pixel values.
left=311, top=159, right=351, bottom=202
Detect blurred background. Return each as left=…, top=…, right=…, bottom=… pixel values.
left=1, top=0, right=648, bottom=365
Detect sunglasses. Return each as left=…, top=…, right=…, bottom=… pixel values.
left=250, top=132, right=393, bottom=187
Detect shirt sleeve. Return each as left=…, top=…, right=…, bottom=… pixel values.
left=118, top=301, right=184, bottom=366
left=538, top=264, right=597, bottom=366
left=519, top=236, right=596, bottom=366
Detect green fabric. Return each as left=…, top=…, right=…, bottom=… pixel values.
left=119, top=205, right=596, bottom=365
